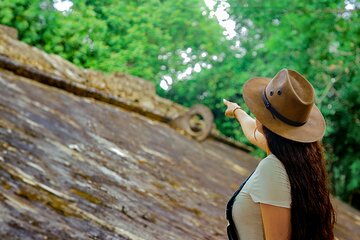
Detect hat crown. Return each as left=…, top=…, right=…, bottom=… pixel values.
left=265, top=69, right=315, bottom=124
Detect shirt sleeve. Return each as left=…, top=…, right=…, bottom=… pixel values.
left=247, top=156, right=291, bottom=208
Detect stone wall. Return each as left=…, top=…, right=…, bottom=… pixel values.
left=0, top=25, right=251, bottom=151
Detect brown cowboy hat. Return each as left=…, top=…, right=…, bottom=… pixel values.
left=243, top=69, right=326, bottom=143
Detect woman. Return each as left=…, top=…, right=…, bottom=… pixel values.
left=223, top=69, right=335, bottom=240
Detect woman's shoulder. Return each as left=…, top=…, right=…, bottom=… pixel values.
left=253, top=153, right=290, bottom=192
left=257, top=153, right=287, bottom=173
left=246, top=153, right=291, bottom=207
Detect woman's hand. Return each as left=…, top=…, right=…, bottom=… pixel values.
left=223, top=98, right=242, bottom=118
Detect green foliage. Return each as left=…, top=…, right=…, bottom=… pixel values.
left=0, top=0, right=359, bottom=208
left=0, top=0, right=226, bottom=81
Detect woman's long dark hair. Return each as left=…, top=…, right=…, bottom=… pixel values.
left=262, top=126, right=335, bottom=240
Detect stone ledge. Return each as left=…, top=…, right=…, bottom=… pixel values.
left=0, top=25, right=251, bottom=152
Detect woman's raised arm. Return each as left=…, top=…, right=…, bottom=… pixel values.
left=223, top=99, right=268, bottom=153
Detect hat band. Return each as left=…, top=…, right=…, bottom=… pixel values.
left=262, top=89, right=306, bottom=127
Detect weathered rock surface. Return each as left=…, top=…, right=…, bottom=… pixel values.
left=0, top=69, right=257, bottom=239
left=0, top=25, right=359, bottom=239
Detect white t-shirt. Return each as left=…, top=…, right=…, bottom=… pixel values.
left=232, top=153, right=291, bottom=240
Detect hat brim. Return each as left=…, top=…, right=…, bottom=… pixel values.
left=243, top=77, right=326, bottom=143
